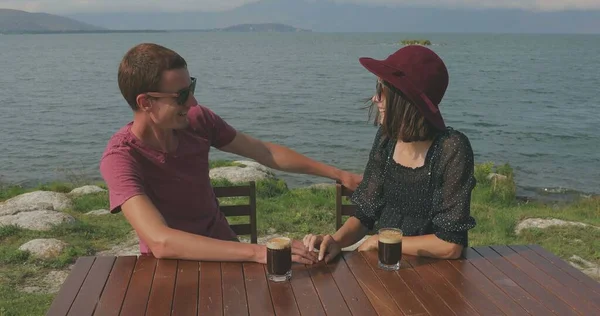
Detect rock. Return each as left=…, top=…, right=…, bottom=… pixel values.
left=267, top=227, right=277, bottom=234
left=86, top=209, right=110, bottom=216
left=0, top=210, right=76, bottom=231
left=210, top=164, right=274, bottom=183
left=19, top=238, right=67, bottom=259
left=69, top=185, right=106, bottom=196
left=487, top=173, right=508, bottom=181
left=515, top=218, right=599, bottom=235
left=19, top=270, right=70, bottom=294
left=569, top=255, right=600, bottom=281
left=233, top=160, right=271, bottom=173
left=97, top=231, right=140, bottom=256
left=0, top=191, right=71, bottom=216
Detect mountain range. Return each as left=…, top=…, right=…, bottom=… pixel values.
left=67, top=0, right=600, bottom=33
left=0, top=9, right=103, bottom=33
left=2, top=0, right=600, bottom=34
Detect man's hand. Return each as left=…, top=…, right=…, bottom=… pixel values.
left=357, top=234, right=379, bottom=252
left=303, top=234, right=341, bottom=263
left=255, top=240, right=318, bottom=264
left=338, top=171, right=363, bottom=191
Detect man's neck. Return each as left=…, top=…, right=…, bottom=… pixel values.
left=131, top=116, right=177, bottom=153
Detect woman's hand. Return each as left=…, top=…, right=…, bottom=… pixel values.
left=303, top=234, right=342, bottom=263
left=291, top=239, right=319, bottom=264
left=357, top=234, right=379, bottom=252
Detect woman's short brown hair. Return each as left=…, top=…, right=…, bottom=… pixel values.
left=369, top=80, right=441, bottom=142
left=118, top=43, right=187, bottom=110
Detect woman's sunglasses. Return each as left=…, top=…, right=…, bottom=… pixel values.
left=146, top=77, right=196, bottom=106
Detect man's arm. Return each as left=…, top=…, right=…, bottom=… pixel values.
left=219, top=132, right=363, bottom=190
left=121, top=194, right=266, bottom=262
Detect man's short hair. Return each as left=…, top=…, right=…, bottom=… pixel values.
left=118, top=43, right=187, bottom=110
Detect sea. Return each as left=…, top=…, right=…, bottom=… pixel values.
left=1, top=32, right=599, bottom=200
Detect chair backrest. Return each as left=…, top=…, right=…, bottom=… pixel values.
left=336, top=181, right=357, bottom=230
left=213, top=181, right=257, bottom=244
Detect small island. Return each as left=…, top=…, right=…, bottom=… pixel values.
left=400, top=39, right=432, bottom=46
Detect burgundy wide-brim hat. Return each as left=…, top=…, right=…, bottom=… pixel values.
left=359, top=45, right=449, bottom=130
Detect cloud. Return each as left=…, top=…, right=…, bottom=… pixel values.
left=1, top=0, right=599, bottom=13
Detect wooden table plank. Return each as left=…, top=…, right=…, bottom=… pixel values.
left=430, top=260, right=505, bottom=315
left=343, top=251, right=404, bottom=316
left=146, top=259, right=178, bottom=316
left=221, top=262, right=249, bottom=316
left=528, top=244, right=600, bottom=293
left=243, top=263, right=275, bottom=316
left=67, top=256, right=116, bottom=316
left=308, top=262, right=352, bottom=315
left=327, top=255, right=378, bottom=316
left=172, top=260, right=200, bottom=316
left=94, top=256, right=137, bottom=316
left=361, top=251, right=429, bottom=316
left=448, top=258, right=528, bottom=316
left=289, top=264, right=326, bottom=316
left=464, top=247, right=553, bottom=315
left=120, top=255, right=158, bottom=316
left=474, top=246, right=577, bottom=316
left=265, top=266, right=301, bottom=316
left=199, top=262, right=223, bottom=316
left=493, top=245, right=600, bottom=315
left=404, top=255, right=479, bottom=316
left=510, top=245, right=600, bottom=311
left=46, top=256, right=96, bottom=316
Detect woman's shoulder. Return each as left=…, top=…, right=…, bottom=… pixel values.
left=437, top=127, right=472, bottom=149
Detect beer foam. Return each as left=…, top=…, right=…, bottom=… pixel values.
left=266, top=237, right=291, bottom=250
left=379, top=230, right=403, bottom=244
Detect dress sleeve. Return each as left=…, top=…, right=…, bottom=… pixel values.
left=431, top=131, right=477, bottom=247
left=350, top=127, right=389, bottom=230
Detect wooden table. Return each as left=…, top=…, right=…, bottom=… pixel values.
left=46, top=245, right=600, bottom=316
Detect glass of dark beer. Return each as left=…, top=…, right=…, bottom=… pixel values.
left=378, top=228, right=403, bottom=271
left=266, top=237, right=292, bottom=282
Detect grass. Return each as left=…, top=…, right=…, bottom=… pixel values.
left=1, top=160, right=599, bottom=315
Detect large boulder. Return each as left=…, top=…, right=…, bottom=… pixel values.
left=69, top=185, right=106, bottom=196
left=515, top=218, right=598, bottom=235
left=210, top=160, right=274, bottom=183
left=0, top=210, right=75, bottom=231
left=19, top=238, right=68, bottom=259
left=0, top=191, right=71, bottom=216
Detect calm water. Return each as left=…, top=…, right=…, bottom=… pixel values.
left=1, top=32, right=599, bottom=198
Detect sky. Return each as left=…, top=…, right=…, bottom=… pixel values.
left=2, top=0, right=600, bottom=14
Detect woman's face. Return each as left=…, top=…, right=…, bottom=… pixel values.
left=373, top=80, right=386, bottom=124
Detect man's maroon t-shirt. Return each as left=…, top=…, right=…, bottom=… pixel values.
left=99, top=105, right=238, bottom=254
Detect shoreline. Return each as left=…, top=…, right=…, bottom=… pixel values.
left=2, top=174, right=598, bottom=206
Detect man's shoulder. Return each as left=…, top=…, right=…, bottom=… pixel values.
left=101, top=123, right=137, bottom=160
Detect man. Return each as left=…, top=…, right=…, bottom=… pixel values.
left=99, top=43, right=362, bottom=265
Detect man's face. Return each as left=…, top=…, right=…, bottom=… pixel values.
left=144, top=68, right=197, bottom=130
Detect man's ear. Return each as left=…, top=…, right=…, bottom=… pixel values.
left=136, top=94, right=152, bottom=112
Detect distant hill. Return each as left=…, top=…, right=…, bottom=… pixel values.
left=68, top=0, right=600, bottom=33
left=0, top=9, right=104, bottom=34
left=203, top=23, right=310, bottom=32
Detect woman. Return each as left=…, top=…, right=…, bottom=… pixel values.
left=304, top=45, right=476, bottom=262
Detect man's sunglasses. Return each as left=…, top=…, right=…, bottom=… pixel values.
left=146, top=77, right=196, bottom=105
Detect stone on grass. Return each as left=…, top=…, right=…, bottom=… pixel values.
left=69, top=185, right=106, bottom=196
left=0, top=210, right=75, bottom=231
left=19, top=238, right=67, bottom=259
left=0, top=191, right=71, bottom=216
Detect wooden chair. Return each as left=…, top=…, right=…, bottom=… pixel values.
left=336, top=181, right=357, bottom=230
left=336, top=181, right=376, bottom=235
left=213, top=181, right=258, bottom=244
